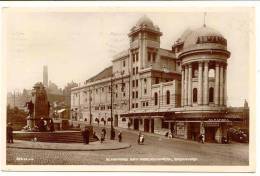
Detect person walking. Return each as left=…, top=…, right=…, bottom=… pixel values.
left=81, top=127, right=87, bottom=144
left=118, top=131, right=122, bottom=142
left=102, top=128, right=106, bottom=140
left=100, top=130, right=105, bottom=143
left=7, top=123, right=14, bottom=143
left=84, top=127, right=90, bottom=144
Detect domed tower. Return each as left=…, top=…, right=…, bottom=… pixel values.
left=128, top=15, right=162, bottom=69
left=173, top=26, right=230, bottom=108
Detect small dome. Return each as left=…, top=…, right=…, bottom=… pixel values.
left=181, top=26, right=225, bottom=49
left=136, top=15, right=154, bottom=28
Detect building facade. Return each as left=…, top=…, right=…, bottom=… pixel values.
left=70, top=16, right=244, bottom=143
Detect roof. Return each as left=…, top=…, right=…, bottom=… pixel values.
left=180, top=26, right=224, bottom=49
left=136, top=15, right=154, bottom=28
left=86, top=66, right=112, bottom=83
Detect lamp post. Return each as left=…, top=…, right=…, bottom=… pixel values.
left=89, top=87, right=92, bottom=125
left=110, top=71, right=125, bottom=140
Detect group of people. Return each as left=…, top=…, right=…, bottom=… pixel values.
left=38, top=118, right=55, bottom=132
left=81, top=127, right=123, bottom=144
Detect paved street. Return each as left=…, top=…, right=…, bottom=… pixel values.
left=6, top=126, right=249, bottom=165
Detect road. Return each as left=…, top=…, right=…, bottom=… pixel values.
left=6, top=126, right=249, bottom=165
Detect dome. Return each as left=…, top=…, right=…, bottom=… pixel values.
left=136, top=15, right=154, bottom=28
left=181, top=26, right=225, bottom=49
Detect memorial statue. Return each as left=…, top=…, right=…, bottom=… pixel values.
left=23, top=82, right=52, bottom=132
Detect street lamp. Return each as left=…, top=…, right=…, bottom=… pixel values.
left=110, top=70, right=124, bottom=140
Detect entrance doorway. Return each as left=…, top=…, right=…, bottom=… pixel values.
left=205, top=127, right=217, bottom=142
left=151, top=119, right=154, bottom=133
left=188, top=122, right=200, bottom=141
left=144, top=119, right=150, bottom=132
left=134, top=119, right=139, bottom=130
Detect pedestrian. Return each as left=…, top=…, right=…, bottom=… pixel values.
left=137, top=131, right=144, bottom=144
left=102, top=128, right=106, bottom=140
left=100, top=130, right=105, bottom=143
left=85, top=127, right=90, bottom=144
left=199, top=134, right=205, bottom=144
left=81, top=127, right=86, bottom=144
left=7, top=122, right=14, bottom=143
left=49, top=119, right=55, bottom=132
left=168, top=131, right=173, bottom=139
left=118, top=131, right=122, bottom=142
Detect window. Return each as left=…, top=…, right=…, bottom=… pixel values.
left=123, top=92, right=125, bottom=97
left=123, top=60, right=125, bottom=67
left=132, top=80, right=135, bottom=87
left=161, top=119, right=169, bottom=129
left=121, top=83, right=125, bottom=92
left=144, top=88, right=147, bottom=94
left=209, top=87, right=214, bottom=102
left=166, top=90, right=170, bottom=104
left=148, top=52, right=151, bottom=62
left=132, top=91, right=135, bottom=98
left=193, top=88, right=198, bottom=103
left=153, top=53, right=156, bottom=62
left=155, top=77, right=159, bottom=84
left=154, top=92, right=158, bottom=105
left=122, top=118, right=126, bottom=122
left=144, top=78, right=147, bottom=83
left=143, top=102, right=145, bottom=107
left=132, top=54, right=135, bottom=62
left=146, top=102, right=149, bottom=106
left=136, top=53, right=139, bottom=62
left=136, top=67, right=138, bottom=74
left=115, top=93, right=118, bottom=98
left=133, top=68, right=135, bottom=75
left=135, top=103, right=138, bottom=108
left=136, top=80, right=138, bottom=87
left=136, top=91, right=138, bottom=98
left=132, top=103, right=135, bottom=108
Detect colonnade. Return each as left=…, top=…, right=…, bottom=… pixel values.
left=181, top=61, right=227, bottom=107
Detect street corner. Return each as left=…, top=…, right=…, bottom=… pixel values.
left=7, top=140, right=131, bottom=151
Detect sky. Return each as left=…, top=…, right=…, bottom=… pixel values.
left=3, top=8, right=253, bottom=107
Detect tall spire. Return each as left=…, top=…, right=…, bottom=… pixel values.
left=203, top=12, right=207, bottom=27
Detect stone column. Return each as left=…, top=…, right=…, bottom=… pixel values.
left=214, top=63, right=220, bottom=105
left=138, top=33, right=143, bottom=69
left=203, top=61, right=209, bottom=105
left=181, top=69, right=185, bottom=107
left=188, top=64, right=192, bottom=106
left=219, top=64, right=224, bottom=106
left=198, top=62, right=203, bottom=105
left=224, top=65, right=227, bottom=106
left=185, top=65, right=189, bottom=106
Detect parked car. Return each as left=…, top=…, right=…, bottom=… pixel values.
left=228, top=128, right=249, bottom=143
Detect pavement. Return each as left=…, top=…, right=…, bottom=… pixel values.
left=7, top=140, right=131, bottom=151
left=6, top=125, right=249, bottom=165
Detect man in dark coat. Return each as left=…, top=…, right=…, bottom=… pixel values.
left=81, top=127, right=90, bottom=144
left=85, top=128, right=90, bottom=144
left=7, top=123, right=14, bottom=143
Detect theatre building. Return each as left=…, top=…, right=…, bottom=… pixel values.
left=70, top=16, right=245, bottom=143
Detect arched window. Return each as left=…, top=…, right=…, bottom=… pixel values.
left=166, top=90, right=170, bottom=104
left=193, top=88, right=197, bottom=103
left=154, top=92, right=158, bottom=105
left=209, top=87, right=214, bottom=102
left=209, top=69, right=215, bottom=78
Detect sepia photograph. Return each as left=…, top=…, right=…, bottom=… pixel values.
left=1, top=5, right=255, bottom=172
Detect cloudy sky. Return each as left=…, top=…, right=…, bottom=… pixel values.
left=3, top=8, right=253, bottom=106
